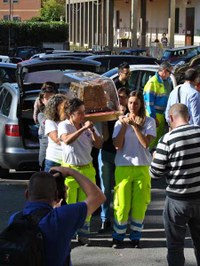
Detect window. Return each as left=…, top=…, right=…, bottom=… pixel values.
left=3, top=0, right=18, bottom=3
left=0, top=88, right=12, bottom=117
left=3, top=15, right=9, bottom=20
left=13, top=16, right=21, bottom=21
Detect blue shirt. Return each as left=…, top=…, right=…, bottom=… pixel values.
left=9, top=201, right=87, bottom=266
left=165, top=83, right=200, bottom=126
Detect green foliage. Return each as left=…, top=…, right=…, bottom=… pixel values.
left=0, top=21, right=68, bottom=54
left=40, top=0, right=65, bottom=21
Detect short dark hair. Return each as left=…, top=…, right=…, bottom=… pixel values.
left=118, top=87, right=130, bottom=97
left=69, top=97, right=84, bottom=114
left=184, top=68, right=198, bottom=81
left=118, top=62, right=130, bottom=72
left=28, top=172, right=57, bottom=201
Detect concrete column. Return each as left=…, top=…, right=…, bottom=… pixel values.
left=96, top=0, right=99, bottom=45
left=169, top=0, right=175, bottom=48
left=83, top=1, right=86, bottom=46
left=131, top=0, right=139, bottom=48
left=72, top=0, right=75, bottom=44
left=88, top=1, right=90, bottom=46
left=92, top=1, right=94, bottom=46
left=140, top=0, right=147, bottom=48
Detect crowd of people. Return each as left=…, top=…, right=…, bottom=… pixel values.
left=9, top=61, right=200, bottom=266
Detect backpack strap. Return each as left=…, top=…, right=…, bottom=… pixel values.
left=13, top=208, right=51, bottom=225
left=27, top=208, right=51, bottom=225
left=178, top=86, right=181, bottom=103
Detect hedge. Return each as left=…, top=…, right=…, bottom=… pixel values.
left=0, top=21, right=69, bottom=54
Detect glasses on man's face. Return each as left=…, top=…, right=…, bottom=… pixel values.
left=121, top=71, right=130, bottom=76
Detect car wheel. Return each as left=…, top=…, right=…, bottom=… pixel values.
left=0, top=168, right=9, bottom=178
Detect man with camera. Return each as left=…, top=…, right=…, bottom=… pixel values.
left=8, top=167, right=106, bottom=266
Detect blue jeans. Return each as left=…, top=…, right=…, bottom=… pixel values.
left=98, top=150, right=115, bottom=223
left=163, top=196, right=200, bottom=266
left=44, top=159, right=61, bottom=172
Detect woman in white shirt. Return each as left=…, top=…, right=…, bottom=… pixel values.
left=58, top=97, right=102, bottom=245
left=112, top=91, right=156, bottom=248
left=44, top=94, right=69, bottom=172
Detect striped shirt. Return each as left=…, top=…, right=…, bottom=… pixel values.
left=150, top=124, right=200, bottom=199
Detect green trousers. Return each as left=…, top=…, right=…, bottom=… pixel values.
left=113, top=165, right=151, bottom=241
left=62, top=162, right=96, bottom=236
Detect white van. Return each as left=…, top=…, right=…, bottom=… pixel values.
left=0, top=55, right=10, bottom=63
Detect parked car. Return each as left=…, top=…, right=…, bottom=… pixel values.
left=0, top=62, right=17, bottom=85
left=103, top=64, right=177, bottom=95
left=0, top=58, right=106, bottom=177
left=161, top=45, right=200, bottom=66
left=8, top=46, right=42, bottom=61
left=0, top=55, right=10, bottom=63
left=119, top=48, right=147, bottom=56
left=85, top=55, right=158, bottom=74
left=174, top=54, right=200, bottom=84
left=30, top=50, right=94, bottom=60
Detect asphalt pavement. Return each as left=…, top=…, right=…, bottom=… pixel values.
left=0, top=176, right=197, bottom=266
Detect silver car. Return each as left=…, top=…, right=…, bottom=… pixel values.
left=0, top=58, right=102, bottom=177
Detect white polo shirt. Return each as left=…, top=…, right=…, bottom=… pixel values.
left=58, top=119, right=99, bottom=166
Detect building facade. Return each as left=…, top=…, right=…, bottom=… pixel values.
left=0, top=0, right=41, bottom=21
left=66, top=0, right=200, bottom=50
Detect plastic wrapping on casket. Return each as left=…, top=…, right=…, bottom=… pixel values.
left=62, top=71, right=121, bottom=122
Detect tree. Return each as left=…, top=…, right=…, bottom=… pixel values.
left=40, top=0, right=65, bottom=21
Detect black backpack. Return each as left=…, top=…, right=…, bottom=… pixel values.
left=0, top=208, right=50, bottom=266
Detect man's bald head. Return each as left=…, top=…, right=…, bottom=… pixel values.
left=27, top=171, right=57, bottom=202
left=169, top=104, right=189, bottom=129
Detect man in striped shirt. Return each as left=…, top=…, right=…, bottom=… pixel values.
left=150, top=103, right=200, bottom=266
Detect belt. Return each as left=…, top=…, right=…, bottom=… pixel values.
left=63, top=162, right=93, bottom=169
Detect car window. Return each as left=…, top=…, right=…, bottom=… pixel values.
left=0, top=67, right=16, bottom=83
left=0, top=87, right=12, bottom=116
left=128, top=71, right=140, bottom=91
left=128, top=70, right=155, bottom=92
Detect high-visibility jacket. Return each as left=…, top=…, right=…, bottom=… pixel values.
left=143, top=73, right=168, bottom=119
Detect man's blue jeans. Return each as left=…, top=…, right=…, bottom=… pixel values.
left=163, top=196, right=200, bottom=266
left=98, top=150, right=115, bottom=223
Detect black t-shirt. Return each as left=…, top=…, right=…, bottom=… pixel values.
left=114, top=77, right=129, bottom=90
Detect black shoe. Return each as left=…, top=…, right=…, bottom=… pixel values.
left=77, top=235, right=91, bottom=246
left=112, top=239, right=123, bottom=249
left=131, top=239, right=141, bottom=248
left=98, top=221, right=111, bottom=233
